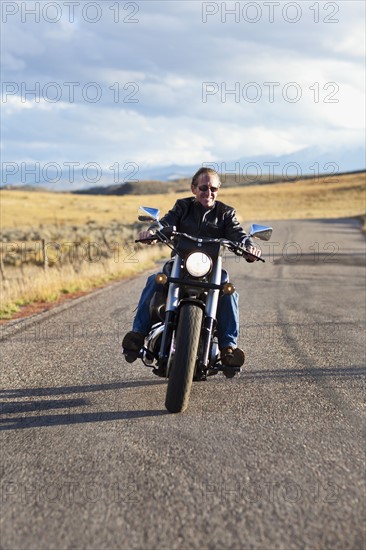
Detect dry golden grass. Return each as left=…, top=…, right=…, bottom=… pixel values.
left=222, top=172, right=365, bottom=223
left=1, top=172, right=364, bottom=230
left=0, top=246, right=165, bottom=319
left=0, top=189, right=177, bottom=229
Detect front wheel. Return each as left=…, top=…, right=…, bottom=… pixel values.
left=165, top=303, right=203, bottom=413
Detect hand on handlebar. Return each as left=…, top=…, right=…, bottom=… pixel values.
left=138, top=230, right=156, bottom=245
left=245, top=244, right=262, bottom=262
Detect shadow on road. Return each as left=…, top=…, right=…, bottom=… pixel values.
left=0, top=378, right=165, bottom=399
left=0, top=408, right=169, bottom=431
left=0, top=398, right=89, bottom=415
left=0, top=379, right=168, bottom=431
left=1, top=366, right=364, bottom=430
left=273, top=252, right=365, bottom=266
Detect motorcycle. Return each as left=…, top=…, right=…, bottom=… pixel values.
left=132, top=206, right=273, bottom=413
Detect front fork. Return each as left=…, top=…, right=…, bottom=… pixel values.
left=158, top=256, right=181, bottom=370
left=199, top=255, right=222, bottom=369
left=158, top=253, right=223, bottom=372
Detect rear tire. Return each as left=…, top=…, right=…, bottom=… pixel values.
left=165, top=304, right=203, bottom=413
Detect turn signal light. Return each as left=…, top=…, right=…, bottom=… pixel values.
left=223, top=282, right=235, bottom=295
left=155, top=273, right=168, bottom=285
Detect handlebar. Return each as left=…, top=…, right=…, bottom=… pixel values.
left=135, top=230, right=265, bottom=262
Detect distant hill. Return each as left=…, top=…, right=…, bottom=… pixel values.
left=2, top=169, right=364, bottom=196
left=72, top=180, right=189, bottom=195
left=1, top=145, right=364, bottom=192
left=72, top=169, right=366, bottom=196
left=0, top=184, right=45, bottom=192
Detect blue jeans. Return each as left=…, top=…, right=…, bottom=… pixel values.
left=132, top=274, right=239, bottom=349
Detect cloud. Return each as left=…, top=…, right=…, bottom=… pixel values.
left=1, top=0, right=365, bottom=174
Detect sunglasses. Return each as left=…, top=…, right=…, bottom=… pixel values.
left=197, top=185, right=219, bottom=193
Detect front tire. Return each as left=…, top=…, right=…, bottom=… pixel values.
left=165, top=303, right=203, bottom=413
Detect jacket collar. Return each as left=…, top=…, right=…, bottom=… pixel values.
left=193, top=198, right=216, bottom=212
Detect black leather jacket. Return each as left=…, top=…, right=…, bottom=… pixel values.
left=153, top=197, right=250, bottom=243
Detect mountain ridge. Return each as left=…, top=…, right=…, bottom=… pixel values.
left=1, top=145, right=364, bottom=192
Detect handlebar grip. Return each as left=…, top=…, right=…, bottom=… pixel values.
left=135, top=237, right=158, bottom=243
left=232, top=244, right=265, bottom=263
left=246, top=251, right=265, bottom=262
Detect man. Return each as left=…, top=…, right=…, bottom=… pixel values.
left=122, top=167, right=261, bottom=366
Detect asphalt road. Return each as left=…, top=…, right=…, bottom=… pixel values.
left=1, top=218, right=365, bottom=550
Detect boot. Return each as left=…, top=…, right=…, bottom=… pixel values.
left=122, top=331, right=145, bottom=363
left=220, top=347, right=245, bottom=367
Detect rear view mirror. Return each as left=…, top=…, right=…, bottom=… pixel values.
left=249, top=224, right=273, bottom=241
left=138, top=206, right=160, bottom=222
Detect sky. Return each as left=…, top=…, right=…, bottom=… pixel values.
left=1, top=0, right=365, bottom=187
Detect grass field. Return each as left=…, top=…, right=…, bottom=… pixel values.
left=1, top=172, right=365, bottom=320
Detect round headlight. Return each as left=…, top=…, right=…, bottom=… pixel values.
left=185, top=252, right=212, bottom=277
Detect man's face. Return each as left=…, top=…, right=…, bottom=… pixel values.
left=191, top=173, right=220, bottom=208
